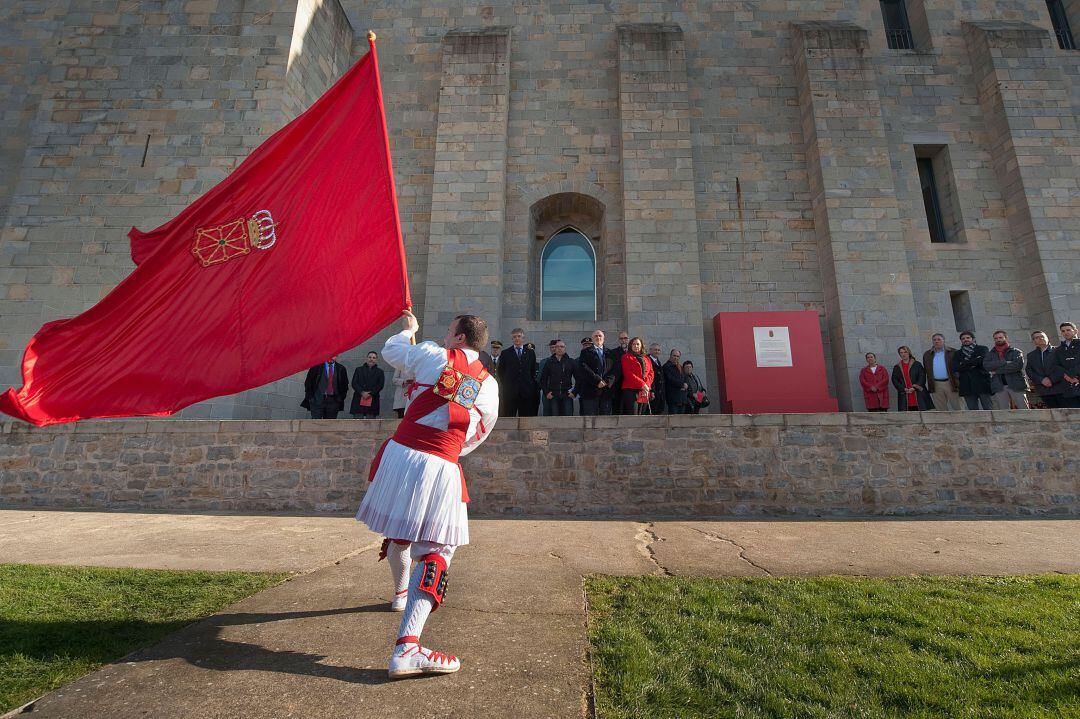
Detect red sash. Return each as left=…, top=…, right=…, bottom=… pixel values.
left=367, top=349, right=486, bottom=503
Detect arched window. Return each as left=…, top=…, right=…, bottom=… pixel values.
left=540, top=228, right=596, bottom=321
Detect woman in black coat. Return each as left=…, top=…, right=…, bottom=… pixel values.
left=891, top=346, right=932, bottom=411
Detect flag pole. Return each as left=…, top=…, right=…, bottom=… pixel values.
left=368, top=30, right=412, bottom=314
left=367, top=30, right=415, bottom=345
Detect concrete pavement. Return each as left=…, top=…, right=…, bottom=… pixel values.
left=2, top=511, right=1079, bottom=718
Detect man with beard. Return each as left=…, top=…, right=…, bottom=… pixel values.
left=950, top=331, right=993, bottom=410
left=983, top=330, right=1029, bottom=410
left=350, top=351, right=386, bottom=418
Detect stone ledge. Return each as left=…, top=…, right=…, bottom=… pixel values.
left=4, top=410, right=1077, bottom=437
left=792, top=21, right=869, bottom=52
left=963, top=20, right=1052, bottom=49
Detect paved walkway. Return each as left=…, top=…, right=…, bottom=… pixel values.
left=2, top=510, right=1079, bottom=718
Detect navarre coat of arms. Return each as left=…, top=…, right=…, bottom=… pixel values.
left=192, top=210, right=278, bottom=267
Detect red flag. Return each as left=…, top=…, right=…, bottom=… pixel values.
left=1, top=38, right=409, bottom=426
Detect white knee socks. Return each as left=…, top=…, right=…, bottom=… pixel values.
left=398, top=562, right=435, bottom=641
left=387, top=541, right=411, bottom=599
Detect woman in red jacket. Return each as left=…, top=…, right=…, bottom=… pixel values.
left=620, top=337, right=654, bottom=415
left=859, top=352, right=890, bottom=411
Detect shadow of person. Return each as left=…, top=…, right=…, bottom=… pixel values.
left=142, top=602, right=398, bottom=685
left=9, top=602, right=405, bottom=687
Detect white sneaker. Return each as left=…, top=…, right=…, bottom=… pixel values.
left=391, top=590, right=408, bottom=612
left=388, top=641, right=461, bottom=679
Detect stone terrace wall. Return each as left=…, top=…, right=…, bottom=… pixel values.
left=2, top=412, right=1077, bottom=517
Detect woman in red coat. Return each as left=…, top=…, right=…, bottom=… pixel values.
left=859, top=352, right=889, bottom=411
left=619, top=337, right=654, bottom=415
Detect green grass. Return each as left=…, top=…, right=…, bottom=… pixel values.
left=586, top=574, right=1080, bottom=719
left=0, top=563, right=288, bottom=713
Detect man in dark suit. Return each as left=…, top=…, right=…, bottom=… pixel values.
left=663, top=349, right=688, bottom=414
left=302, top=356, right=349, bottom=419
left=610, top=331, right=630, bottom=414
left=1026, top=330, right=1066, bottom=408
left=647, top=342, right=666, bottom=414
left=1054, top=321, right=1080, bottom=408
left=497, top=327, right=539, bottom=417
left=950, top=331, right=992, bottom=410
left=349, top=351, right=385, bottom=418
left=576, top=329, right=617, bottom=415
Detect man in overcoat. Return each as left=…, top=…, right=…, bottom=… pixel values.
left=1026, top=330, right=1066, bottom=408
left=302, top=356, right=349, bottom=419
left=982, top=330, right=1029, bottom=410
left=497, top=328, right=539, bottom=417
left=1054, top=322, right=1080, bottom=408
left=350, top=351, right=386, bottom=418
left=950, top=332, right=993, bottom=410
left=576, top=330, right=617, bottom=415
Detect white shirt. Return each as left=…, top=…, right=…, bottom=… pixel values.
left=382, top=330, right=499, bottom=457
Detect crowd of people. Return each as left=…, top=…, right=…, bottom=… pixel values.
left=859, top=323, right=1080, bottom=412
left=487, top=329, right=708, bottom=417
left=300, top=328, right=708, bottom=419
left=301, top=322, right=1080, bottom=419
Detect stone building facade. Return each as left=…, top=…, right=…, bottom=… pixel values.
left=1, top=1, right=1077, bottom=416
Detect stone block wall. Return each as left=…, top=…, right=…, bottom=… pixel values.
left=423, top=28, right=512, bottom=333
left=2, top=413, right=1077, bottom=517
left=793, top=22, right=922, bottom=411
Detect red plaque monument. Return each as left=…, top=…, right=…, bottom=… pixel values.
left=713, top=310, right=839, bottom=413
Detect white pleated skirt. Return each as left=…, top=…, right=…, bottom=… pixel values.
left=356, top=440, right=469, bottom=546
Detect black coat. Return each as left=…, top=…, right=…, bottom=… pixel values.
left=301, top=361, right=349, bottom=412
left=951, top=344, right=992, bottom=397
left=610, top=346, right=628, bottom=391
left=349, top=363, right=385, bottom=414
left=891, top=360, right=932, bottom=411
left=982, top=345, right=1028, bottom=393
left=540, top=355, right=577, bottom=397
left=663, top=361, right=687, bottom=405
left=576, top=347, right=617, bottom=399
left=1026, top=346, right=1066, bottom=397
left=497, top=345, right=539, bottom=400
left=685, top=372, right=706, bottom=409
left=648, top=355, right=666, bottom=413
left=1054, top=339, right=1080, bottom=397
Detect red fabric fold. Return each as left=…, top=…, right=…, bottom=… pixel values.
left=1, top=42, right=409, bottom=426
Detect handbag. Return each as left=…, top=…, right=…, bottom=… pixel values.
left=636, top=388, right=650, bottom=404
left=695, top=390, right=710, bottom=408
